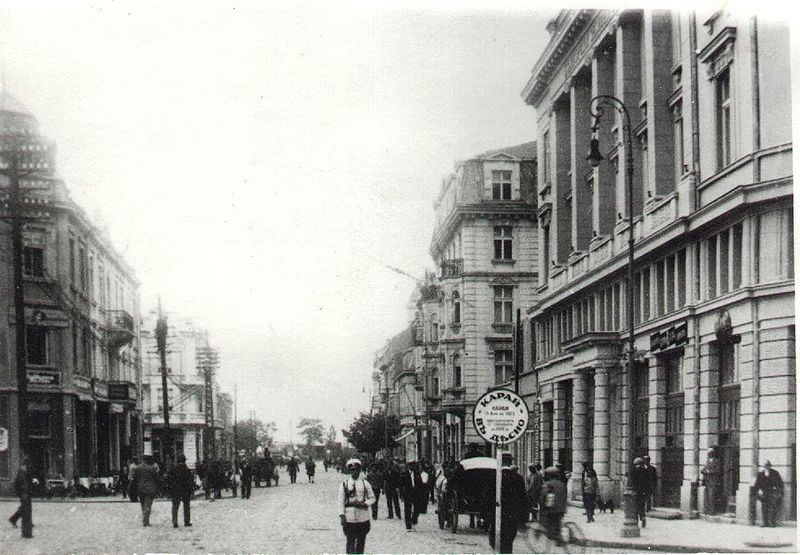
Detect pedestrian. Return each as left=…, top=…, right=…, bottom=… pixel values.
left=481, top=453, right=528, bottom=554
left=324, top=457, right=331, bottom=472
left=365, top=463, right=383, bottom=521
left=526, top=463, right=543, bottom=522
left=337, top=458, right=375, bottom=554
left=127, top=458, right=140, bottom=503
left=581, top=462, right=599, bottom=523
left=629, top=457, right=649, bottom=528
left=383, top=460, right=401, bottom=519
left=132, top=455, right=161, bottom=527
left=166, top=454, right=193, bottom=528
left=287, top=457, right=299, bottom=484
left=306, top=457, right=316, bottom=484
left=539, top=466, right=567, bottom=547
left=701, top=447, right=723, bottom=514
left=240, top=460, right=253, bottom=499
left=400, top=460, right=425, bottom=530
left=643, top=455, right=657, bottom=511
left=119, top=459, right=130, bottom=499
left=754, top=460, right=784, bottom=527
left=8, top=457, right=33, bottom=538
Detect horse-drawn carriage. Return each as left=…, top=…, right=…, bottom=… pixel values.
left=437, top=457, right=495, bottom=533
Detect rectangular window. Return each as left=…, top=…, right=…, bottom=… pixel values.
left=493, top=286, right=513, bottom=324
left=720, top=230, right=730, bottom=295
left=673, top=100, right=685, bottom=184
left=26, top=326, right=47, bottom=366
left=72, top=324, right=79, bottom=371
left=69, top=238, right=76, bottom=286
left=694, top=244, right=702, bottom=302
left=732, top=223, right=743, bottom=289
left=82, top=325, right=91, bottom=371
left=665, top=356, right=683, bottom=393
left=494, top=350, right=513, bottom=384
left=79, top=245, right=86, bottom=291
left=598, top=290, right=606, bottom=330
left=613, top=282, right=621, bottom=330
left=719, top=344, right=737, bottom=384
left=716, top=69, right=732, bottom=170
left=23, top=246, right=44, bottom=278
left=666, top=255, right=676, bottom=313
left=677, top=249, right=687, bottom=308
left=492, top=170, right=512, bottom=200
left=542, top=130, right=551, bottom=185
left=642, top=268, right=651, bottom=322
left=656, top=260, right=666, bottom=317
left=576, top=303, right=583, bottom=335
left=542, top=225, right=550, bottom=283
left=494, top=226, right=513, bottom=260
left=707, top=235, right=717, bottom=299
left=453, top=356, right=462, bottom=387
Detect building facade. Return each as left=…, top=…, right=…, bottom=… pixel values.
left=0, top=94, right=142, bottom=493
left=429, top=143, right=538, bottom=461
left=141, top=313, right=224, bottom=469
left=522, top=8, right=794, bottom=522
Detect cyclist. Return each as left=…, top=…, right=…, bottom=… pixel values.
left=539, top=466, right=567, bottom=546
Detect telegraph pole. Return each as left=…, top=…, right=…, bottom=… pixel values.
left=155, top=299, right=171, bottom=468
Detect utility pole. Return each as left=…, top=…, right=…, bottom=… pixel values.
left=233, top=382, right=238, bottom=472
left=198, top=338, right=218, bottom=459
left=155, top=299, right=171, bottom=469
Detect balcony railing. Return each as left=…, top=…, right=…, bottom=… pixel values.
left=440, top=258, right=463, bottom=278
left=106, top=309, right=134, bottom=350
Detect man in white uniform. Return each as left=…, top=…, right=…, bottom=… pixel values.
left=337, top=458, right=376, bottom=554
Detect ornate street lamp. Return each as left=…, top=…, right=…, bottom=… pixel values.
left=587, top=94, right=640, bottom=538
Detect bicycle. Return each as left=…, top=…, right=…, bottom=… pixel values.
left=518, top=518, right=586, bottom=554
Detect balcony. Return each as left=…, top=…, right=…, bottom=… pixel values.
left=440, top=258, right=463, bottom=279
left=106, top=309, right=135, bottom=350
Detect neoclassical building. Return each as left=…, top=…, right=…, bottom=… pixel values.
left=0, top=93, right=142, bottom=493
left=521, top=8, right=794, bottom=522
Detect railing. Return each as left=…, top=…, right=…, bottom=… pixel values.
left=106, top=309, right=134, bottom=349
left=568, top=252, right=589, bottom=280
left=440, top=258, right=463, bottom=278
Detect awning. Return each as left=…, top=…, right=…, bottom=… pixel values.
left=394, top=428, right=416, bottom=442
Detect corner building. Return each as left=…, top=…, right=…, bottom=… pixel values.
left=429, top=143, right=538, bottom=459
left=0, top=94, right=142, bottom=493
left=522, top=9, right=794, bottom=522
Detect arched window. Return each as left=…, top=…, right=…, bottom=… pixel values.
left=452, top=291, right=461, bottom=324
left=452, top=354, right=462, bottom=388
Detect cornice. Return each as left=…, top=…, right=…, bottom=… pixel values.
left=430, top=202, right=536, bottom=257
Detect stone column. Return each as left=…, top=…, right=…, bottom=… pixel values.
left=553, top=381, right=568, bottom=465
left=594, top=366, right=614, bottom=499
left=571, top=373, right=591, bottom=494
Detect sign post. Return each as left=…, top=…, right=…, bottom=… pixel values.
left=473, top=389, right=529, bottom=554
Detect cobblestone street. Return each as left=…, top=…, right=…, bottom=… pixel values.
left=1, top=467, right=647, bottom=554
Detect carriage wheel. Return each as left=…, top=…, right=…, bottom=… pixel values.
left=437, top=506, right=445, bottom=529
left=450, top=494, right=459, bottom=533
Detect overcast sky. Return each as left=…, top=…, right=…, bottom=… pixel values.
left=0, top=1, right=785, bottom=443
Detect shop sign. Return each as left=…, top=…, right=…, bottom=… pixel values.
left=650, top=321, right=689, bottom=352
left=28, top=370, right=60, bottom=387
left=473, top=388, right=529, bottom=445
left=108, top=382, right=132, bottom=401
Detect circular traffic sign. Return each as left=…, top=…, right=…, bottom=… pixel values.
left=473, top=389, right=529, bottom=445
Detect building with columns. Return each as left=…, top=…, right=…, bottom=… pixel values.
left=522, top=8, right=794, bottom=522
left=0, top=93, right=142, bottom=494
left=429, top=142, right=538, bottom=460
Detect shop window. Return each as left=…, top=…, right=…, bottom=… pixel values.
left=26, top=410, right=50, bottom=438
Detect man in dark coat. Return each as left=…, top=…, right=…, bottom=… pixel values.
left=132, top=455, right=161, bottom=526
left=240, top=460, right=253, bottom=499
left=383, top=461, right=401, bottom=519
left=166, top=454, right=194, bottom=528
left=399, top=461, right=425, bottom=530
left=8, top=457, right=33, bottom=538
left=629, top=457, right=649, bottom=528
left=365, top=463, right=383, bottom=520
left=643, top=455, right=657, bottom=511
left=481, top=454, right=528, bottom=554
left=287, top=457, right=299, bottom=484
left=755, top=461, right=784, bottom=527
left=540, top=466, right=568, bottom=546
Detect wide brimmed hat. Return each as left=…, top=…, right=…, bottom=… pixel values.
left=633, top=457, right=644, bottom=465
left=345, top=458, right=362, bottom=469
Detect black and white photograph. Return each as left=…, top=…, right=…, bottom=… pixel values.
left=0, top=1, right=796, bottom=553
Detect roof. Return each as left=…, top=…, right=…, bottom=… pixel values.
left=474, top=141, right=537, bottom=161
left=0, top=92, right=32, bottom=115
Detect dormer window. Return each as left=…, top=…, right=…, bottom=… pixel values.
left=492, top=170, right=512, bottom=200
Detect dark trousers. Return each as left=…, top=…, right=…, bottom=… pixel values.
left=635, top=493, right=647, bottom=526
left=343, top=520, right=370, bottom=554
left=371, top=489, right=381, bottom=519
left=140, top=495, right=155, bottom=526
left=761, top=493, right=782, bottom=527
left=386, top=488, right=400, bottom=518
left=582, top=492, right=596, bottom=522
left=290, top=472, right=297, bottom=483
left=171, top=495, right=191, bottom=525
left=645, top=492, right=654, bottom=511
left=403, top=496, right=419, bottom=529
left=241, top=481, right=252, bottom=499
left=9, top=497, right=33, bottom=538
left=488, top=522, right=517, bottom=554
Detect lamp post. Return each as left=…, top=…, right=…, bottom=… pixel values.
left=586, top=94, right=640, bottom=538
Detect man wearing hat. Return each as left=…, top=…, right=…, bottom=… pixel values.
left=166, top=454, right=194, bottom=528
left=337, top=458, right=375, bottom=554
left=481, top=453, right=528, bottom=554
left=629, top=457, right=649, bottom=528
left=754, top=461, right=784, bottom=527
left=642, top=455, right=657, bottom=511
left=399, top=460, right=424, bottom=530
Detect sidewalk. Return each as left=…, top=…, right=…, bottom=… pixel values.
left=565, top=505, right=798, bottom=553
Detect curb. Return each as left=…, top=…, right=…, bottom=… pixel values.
left=582, top=538, right=796, bottom=553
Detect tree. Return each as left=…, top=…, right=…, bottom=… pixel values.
left=342, top=411, right=402, bottom=457
left=298, top=417, right=325, bottom=447
left=326, top=424, right=337, bottom=443
left=236, top=418, right=277, bottom=454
